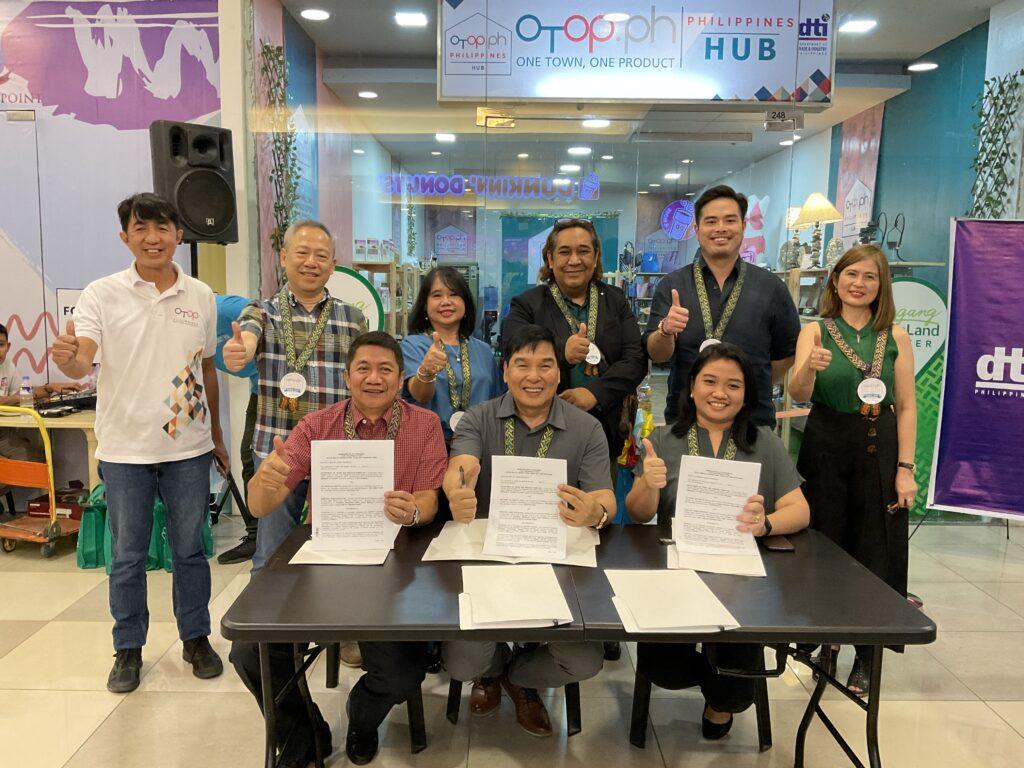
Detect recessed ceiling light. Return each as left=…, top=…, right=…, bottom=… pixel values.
left=300, top=9, right=330, bottom=21
left=428, top=170, right=437, bottom=174
left=352, top=148, right=365, bottom=155
left=649, top=183, right=661, bottom=188
left=395, top=11, right=428, bottom=27
left=560, top=163, right=581, bottom=172
left=430, top=151, right=442, bottom=156
left=638, top=190, right=649, bottom=195
left=664, top=172, right=681, bottom=180
left=358, top=90, right=378, bottom=99
left=839, top=18, right=877, bottom=34
left=517, top=153, right=529, bottom=159
left=552, top=178, right=572, bottom=186
left=435, top=133, right=456, bottom=142
left=907, top=61, right=938, bottom=72
left=604, top=12, right=629, bottom=22
left=582, top=118, right=610, bottom=129
left=779, top=139, right=794, bottom=146
left=568, top=146, right=592, bottom=156
left=601, top=154, right=614, bottom=160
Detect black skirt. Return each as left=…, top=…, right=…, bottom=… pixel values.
left=797, top=403, right=908, bottom=600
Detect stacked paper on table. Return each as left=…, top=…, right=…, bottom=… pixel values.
left=423, top=520, right=598, bottom=567
left=459, top=564, right=573, bottom=630
left=605, top=569, right=739, bottom=634
left=671, top=454, right=766, bottom=578
left=290, top=540, right=390, bottom=565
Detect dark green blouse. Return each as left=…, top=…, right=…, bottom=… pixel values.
left=810, top=317, right=899, bottom=413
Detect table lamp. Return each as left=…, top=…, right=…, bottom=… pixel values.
left=793, top=193, right=843, bottom=266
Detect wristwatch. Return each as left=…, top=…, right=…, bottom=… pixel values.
left=897, top=461, right=916, bottom=471
left=592, top=504, right=609, bottom=530
left=403, top=506, right=421, bottom=527
left=757, top=515, right=773, bottom=538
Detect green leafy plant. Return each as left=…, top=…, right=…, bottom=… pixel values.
left=258, top=42, right=299, bottom=263
left=969, top=68, right=1024, bottom=219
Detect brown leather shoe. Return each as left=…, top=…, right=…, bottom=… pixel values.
left=470, top=676, right=501, bottom=716
left=499, top=675, right=552, bottom=737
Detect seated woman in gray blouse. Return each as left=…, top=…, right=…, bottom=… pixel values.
left=626, top=342, right=810, bottom=740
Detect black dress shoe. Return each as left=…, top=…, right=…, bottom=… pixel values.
left=701, top=710, right=733, bottom=740
left=182, top=636, right=224, bottom=679
left=107, top=648, right=142, bottom=693
left=217, top=533, right=257, bottom=564
left=345, top=725, right=379, bottom=766
left=603, top=641, right=622, bottom=661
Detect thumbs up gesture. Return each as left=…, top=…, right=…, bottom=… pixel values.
left=808, top=333, right=832, bottom=371
left=448, top=459, right=481, bottom=523
left=222, top=321, right=248, bottom=372
left=565, top=322, right=591, bottom=365
left=261, top=435, right=293, bottom=493
left=52, top=319, right=80, bottom=367
left=642, top=438, right=668, bottom=489
left=420, top=332, right=449, bottom=378
left=660, top=288, right=689, bottom=335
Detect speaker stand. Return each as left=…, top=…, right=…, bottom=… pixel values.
left=189, top=242, right=199, bottom=278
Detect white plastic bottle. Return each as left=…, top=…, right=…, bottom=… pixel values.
left=19, top=376, right=33, bottom=409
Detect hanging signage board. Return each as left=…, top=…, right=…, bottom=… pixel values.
left=438, top=0, right=835, bottom=105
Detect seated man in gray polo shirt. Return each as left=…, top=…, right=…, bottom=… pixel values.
left=441, top=323, right=613, bottom=737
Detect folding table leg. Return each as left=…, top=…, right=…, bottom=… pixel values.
left=629, top=669, right=652, bottom=748
left=325, top=644, right=340, bottom=689
left=446, top=679, right=462, bottom=724
left=795, top=660, right=830, bottom=768
left=866, top=646, right=884, bottom=768
left=754, top=677, right=772, bottom=752
left=295, top=644, right=325, bottom=768
left=565, top=682, right=581, bottom=736
left=407, top=685, right=428, bottom=753
left=258, top=643, right=277, bottom=768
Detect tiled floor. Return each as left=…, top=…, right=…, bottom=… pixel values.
left=4, top=517, right=1024, bottom=767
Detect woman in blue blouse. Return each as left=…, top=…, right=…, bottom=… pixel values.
left=402, top=267, right=504, bottom=443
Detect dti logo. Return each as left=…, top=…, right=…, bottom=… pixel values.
left=975, top=346, right=1024, bottom=390
left=799, top=13, right=830, bottom=40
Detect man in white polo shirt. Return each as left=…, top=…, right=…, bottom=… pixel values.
left=52, top=193, right=227, bottom=693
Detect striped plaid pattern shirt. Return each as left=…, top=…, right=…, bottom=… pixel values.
left=239, top=288, right=366, bottom=457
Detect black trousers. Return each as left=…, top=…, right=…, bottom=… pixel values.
left=239, top=392, right=258, bottom=536
left=636, top=642, right=761, bottom=713
left=230, top=640, right=429, bottom=740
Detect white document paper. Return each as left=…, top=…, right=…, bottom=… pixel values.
left=310, top=440, right=397, bottom=551
left=459, top=564, right=573, bottom=630
left=290, top=540, right=390, bottom=566
left=423, top=520, right=598, bottom=567
left=674, top=455, right=761, bottom=557
left=482, top=456, right=568, bottom=561
left=667, top=525, right=766, bottom=578
left=605, top=569, right=739, bottom=633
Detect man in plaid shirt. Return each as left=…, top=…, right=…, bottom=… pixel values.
left=232, top=331, right=448, bottom=766
left=223, top=219, right=367, bottom=575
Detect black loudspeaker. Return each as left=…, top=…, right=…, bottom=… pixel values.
left=149, top=120, right=238, bottom=244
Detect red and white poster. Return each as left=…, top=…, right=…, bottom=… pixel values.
left=836, top=103, right=884, bottom=248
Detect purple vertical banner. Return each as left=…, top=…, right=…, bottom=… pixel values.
left=929, top=219, right=1024, bottom=517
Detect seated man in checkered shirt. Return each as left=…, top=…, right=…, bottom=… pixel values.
left=231, top=331, right=448, bottom=767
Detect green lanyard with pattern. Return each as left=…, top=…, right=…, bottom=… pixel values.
left=822, top=319, right=888, bottom=380
left=692, top=257, right=747, bottom=341
left=343, top=399, right=403, bottom=441
left=503, top=417, right=555, bottom=458
left=686, top=423, right=737, bottom=460
left=549, top=283, right=600, bottom=375
left=435, top=334, right=471, bottom=412
left=277, top=284, right=332, bottom=373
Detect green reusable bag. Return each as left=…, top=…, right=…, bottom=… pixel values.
left=159, top=508, right=215, bottom=573
left=76, top=484, right=107, bottom=570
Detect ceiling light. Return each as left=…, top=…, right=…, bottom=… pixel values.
left=604, top=12, right=629, bottom=22
left=358, top=90, right=378, bottom=99
left=395, top=11, right=428, bottom=27
left=680, top=158, right=693, bottom=164
left=567, top=146, right=592, bottom=156
left=601, top=154, right=614, bottom=160
left=839, top=18, right=877, bottom=34
left=664, top=172, right=681, bottom=180
left=649, top=183, right=661, bottom=188
left=792, top=134, right=801, bottom=141
left=582, top=118, right=610, bottom=129
left=300, top=9, right=330, bottom=21
left=552, top=178, right=571, bottom=186
left=638, top=190, right=649, bottom=195
left=517, top=153, right=529, bottom=159
left=435, top=132, right=456, bottom=142
left=779, top=139, right=794, bottom=146
left=430, top=151, right=442, bottom=156
left=352, top=148, right=365, bottom=155
left=907, top=61, right=938, bottom=72
left=560, top=163, right=581, bottom=172
left=428, top=170, right=437, bottom=174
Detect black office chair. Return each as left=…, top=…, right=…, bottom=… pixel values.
left=628, top=644, right=786, bottom=751
left=446, top=678, right=583, bottom=736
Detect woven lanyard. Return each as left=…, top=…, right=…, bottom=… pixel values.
left=693, top=257, right=747, bottom=341
left=277, top=284, right=332, bottom=373
left=549, top=283, right=598, bottom=341
left=687, top=423, right=737, bottom=461
left=343, top=399, right=403, bottom=441
left=437, top=334, right=471, bottom=412
left=503, top=416, right=555, bottom=459
left=823, top=319, right=888, bottom=380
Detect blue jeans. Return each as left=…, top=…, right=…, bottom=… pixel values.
left=250, top=453, right=309, bottom=574
left=101, top=453, right=213, bottom=650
